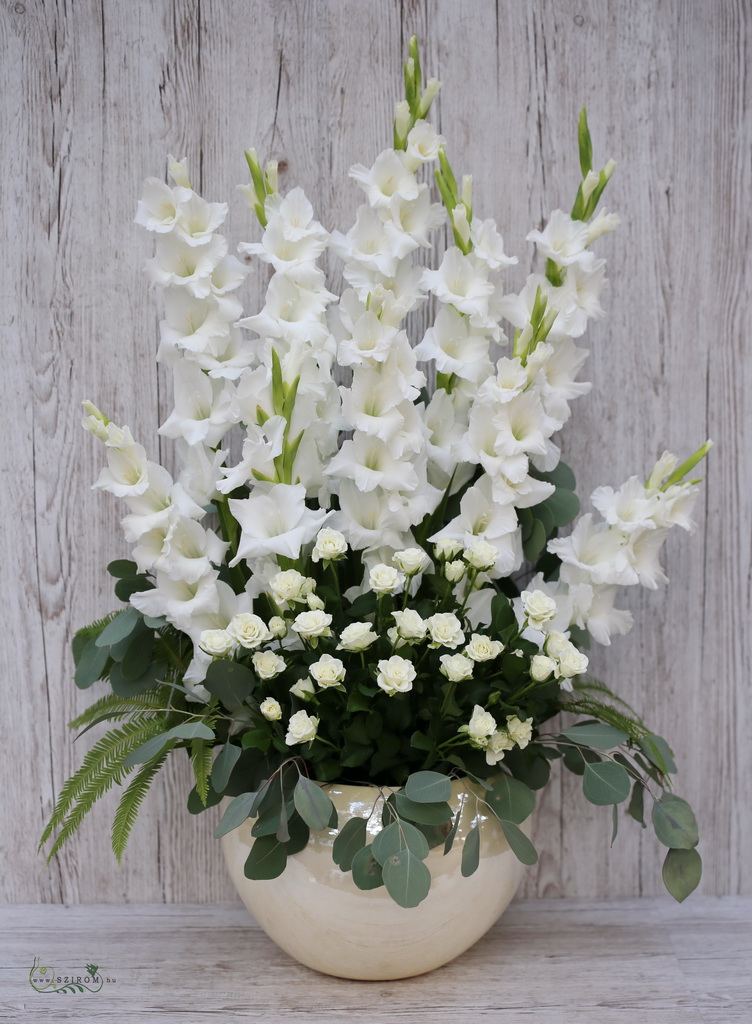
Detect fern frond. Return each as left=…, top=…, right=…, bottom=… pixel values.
left=573, top=678, right=645, bottom=722
left=190, top=739, right=212, bottom=807
left=74, top=612, right=122, bottom=641
left=68, top=689, right=172, bottom=731
left=40, top=718, right=166, bottom=857
left=111, top=748, right=172, bottom=863
left=560, top=696, right=648, bottom=743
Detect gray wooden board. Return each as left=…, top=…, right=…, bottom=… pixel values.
left=1, top=0, right=750, bottom=903
left=1, top=897, right=750, bottom=1022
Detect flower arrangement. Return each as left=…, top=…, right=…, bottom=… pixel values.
left=41, top=38, right=710, bottom=909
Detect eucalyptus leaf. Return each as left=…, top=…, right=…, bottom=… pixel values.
left=293, top=776, right=337, bottom=832
left=372, top=820, right=429, bottom=865
left=167, top=722, right=214, bottom=741
left=123, top=733, right=173, bottom=768
left=651, top=794, right=699, bottom=849
left=499, top=819, right=538, bottom=865
left=108, top=659, right=163, bottom=698
left=404, top=770, right=452, bottom=803
left=443, top=809, right=461, bottom=855
left=542, top=488, right=580, bottom=527
left=284, top=813, right=310, bottom=855
left=107, top=559, right=139, bottom=579
left=351, top=845, right=384, bottom=890
left=583, top=761, right=631, bottom=805
left=662, top=847, right=702, bottom=902
left=393, top=792, right=453, bottom=825
left=639, top=734, right=678, bottom=775
left=461, top=824, right=480, bottom=877
left=214, top=791, right=256, bottom=839
left=204, top=660, right=255, bottom=710
left=211, top=743, right=242, bottom=794
left=332, top=816, right=368, bottom=872
left=74, top=637, right=110, bottom=690
left=243, top=835, right=287, bottom=880
left=382, top=848, right=432, bottom=908
left=563, top=721, right=629, bottom=751
left=523, top=518, right=547, bottom=562
left=94, top=607, right=141, bottom=648
left=627, top=781, right=646, bottom=827
left=120, top=630, right=155, bottom=680
left=611, top=804, right=619, bottom=846
left=485, top=775, right=536, bottom=824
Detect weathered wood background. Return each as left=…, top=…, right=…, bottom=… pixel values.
left=2, top=0, right=749, bottom=904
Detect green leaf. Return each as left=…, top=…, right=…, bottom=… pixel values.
left=204, top=660, right=255, bottom=710
left=169, top=721, right=214, bottom=741
left=382, top=848, right=432, bottom=908
left=187, top=782, right=221, bottom=814
left=393, top=792, right=452, bottom=825
left=662, top=847, right=702, bottom=902
left=283, top=813, right=310, bottom=855
left=123, top=732, right=173, bottom=768
left=542, top=489, right=580, bottom=527
left=404, top=770, right=452, bottom=803
left=74, top=637, right=110, bottom=690
left=241, top=728, right=271, bottom=753
left=94, top=607, right=141, bottom=648
left=534, top=460, right=576, bottom=490
left=652, top=794, right=699, bottom=849
left=523, top=519, right=547, bottom=562
left=120, top=631, right=155, bottom=680
left=211, top=743, right=242, bottom=794
left=443, top=810, right=461, bottom=855
left=461, top=824, right=480, bottom=877
left=214, top=792, right=256, bottom=839
left=582, top=761, right=631, bottom=805
left=485, top=775, right=536, bottom=824
left=293, top=777, right=337, bottom=832
left=611, top=804, right=619, bottom=846
left=563, top=721, right=629, bottom=751
left=372, top=821, right=429, bottom=865
left=114, top=576, right=153, bottom=602
left=628, top=781, right=646, bottom=827
left=243, top=835, right=287, bottom=880
left=351, top=845, right=384, bottom=890
left=577, top=107, right=593, bottom=176
left=499, top=819, right=538, bottom=865
left=639, top=734, right=677, bottom=775
left=111, top=750, right=169, bottom=862
left=332, top=816, right=368, bottom=872
left=107, top=559, right=139, bottom=579
left=108, top=660, right=164, bottom=698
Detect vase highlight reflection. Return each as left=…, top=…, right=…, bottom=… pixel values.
left=221, top=778, right=529, bottom=980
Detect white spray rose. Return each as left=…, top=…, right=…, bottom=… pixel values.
left=522, top=589, right=558, bottom=626
left=199, top=628, right=235, bottom=657
left=376, top=655, right=417, bottom=696
left=464, top=633, right=504, bottom=663
left=289, top=677, right=315, bottom=701
left=557, top=648, right=589, bottom=679
left=434, top=538, right=462, bottom=561
left=311, top=527, right=348, bottom=562
left=530, top=654, right=556, bottom=682
left=464, top=540, right=500, bottom=571
left=252, top=650, right=286, bottom=679
left=292, top=610, right=333, bottom=642
left=444, top=559, right=466, bottom=582
left=228, top=613, right=273, bottom=649
left=545, top=631, right=572, bottom=660
left=259, top=697, right=282, bottom=721
left=463, top=704, right=497, bottom=745
left=268, top=616, right=288, bottom=638
left=506, top=715, right=533, bottom=749
left=426, top=612, right=465, bottom=649
left=270, top=569, right=307, bottom=603
left=392, top=547, right=430, bottom=575
left=439, top=653, right=474, bottom=681
left=369, top=563, right=406, bottom=595
left=337, top=622, right=378, bottom=652
left=392, top=609, right=427, bottom=642
left=485, top=729, right=515, bottom=765
left=307, top=593, right=326, bottom=611
left=309, top=653, right=346, bottom=688
left=285, top=709, right=319, bottom=745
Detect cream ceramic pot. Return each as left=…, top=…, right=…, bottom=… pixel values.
left=220, top=778, right=530, bottom=980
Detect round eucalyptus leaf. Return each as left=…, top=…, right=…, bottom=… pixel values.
left=243, top=835, right=287, bottom=880
left=214, top=791, right=256, bottom=839
left=563, top=722, right=629, bottom=751
left=652, top=794, right=699, bottom=849
left=351, top=845, right=384, bottom=890
left=485, top=775, right=536, bottom=824
left=404, top=770, right=452, bottom=803
left=582, top=761, right=631, bottom=805
left=382, top=848, right=432, bottom=908
left=332, top=816, right=368, bottom=872
left=461, top=825, right=480, bottom=878
left=662, top=847, right=702, bottom=902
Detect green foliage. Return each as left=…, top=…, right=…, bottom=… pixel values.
left=112, top=750, right=170, bottom=862
left=662, top=848, right=702, bottom=902
left=382, top=848, right=432, bottom=907
left=461, top=824, right=480, bottom=877
left=582, top=761, right=631, bottom=805
left=651, top=794, right=699, bottom=849
left=190, top=739, right=213, bottom=807
left=485, top=775, right=536, bottom=824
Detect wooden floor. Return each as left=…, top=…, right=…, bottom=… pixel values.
left=1, top=897, right=749, bottom=1023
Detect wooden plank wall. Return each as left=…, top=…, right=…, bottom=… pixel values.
left=2, top=0, right=749, bottom=904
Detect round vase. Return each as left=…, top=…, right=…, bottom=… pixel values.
left=220, top=778, right=530, bottom=980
